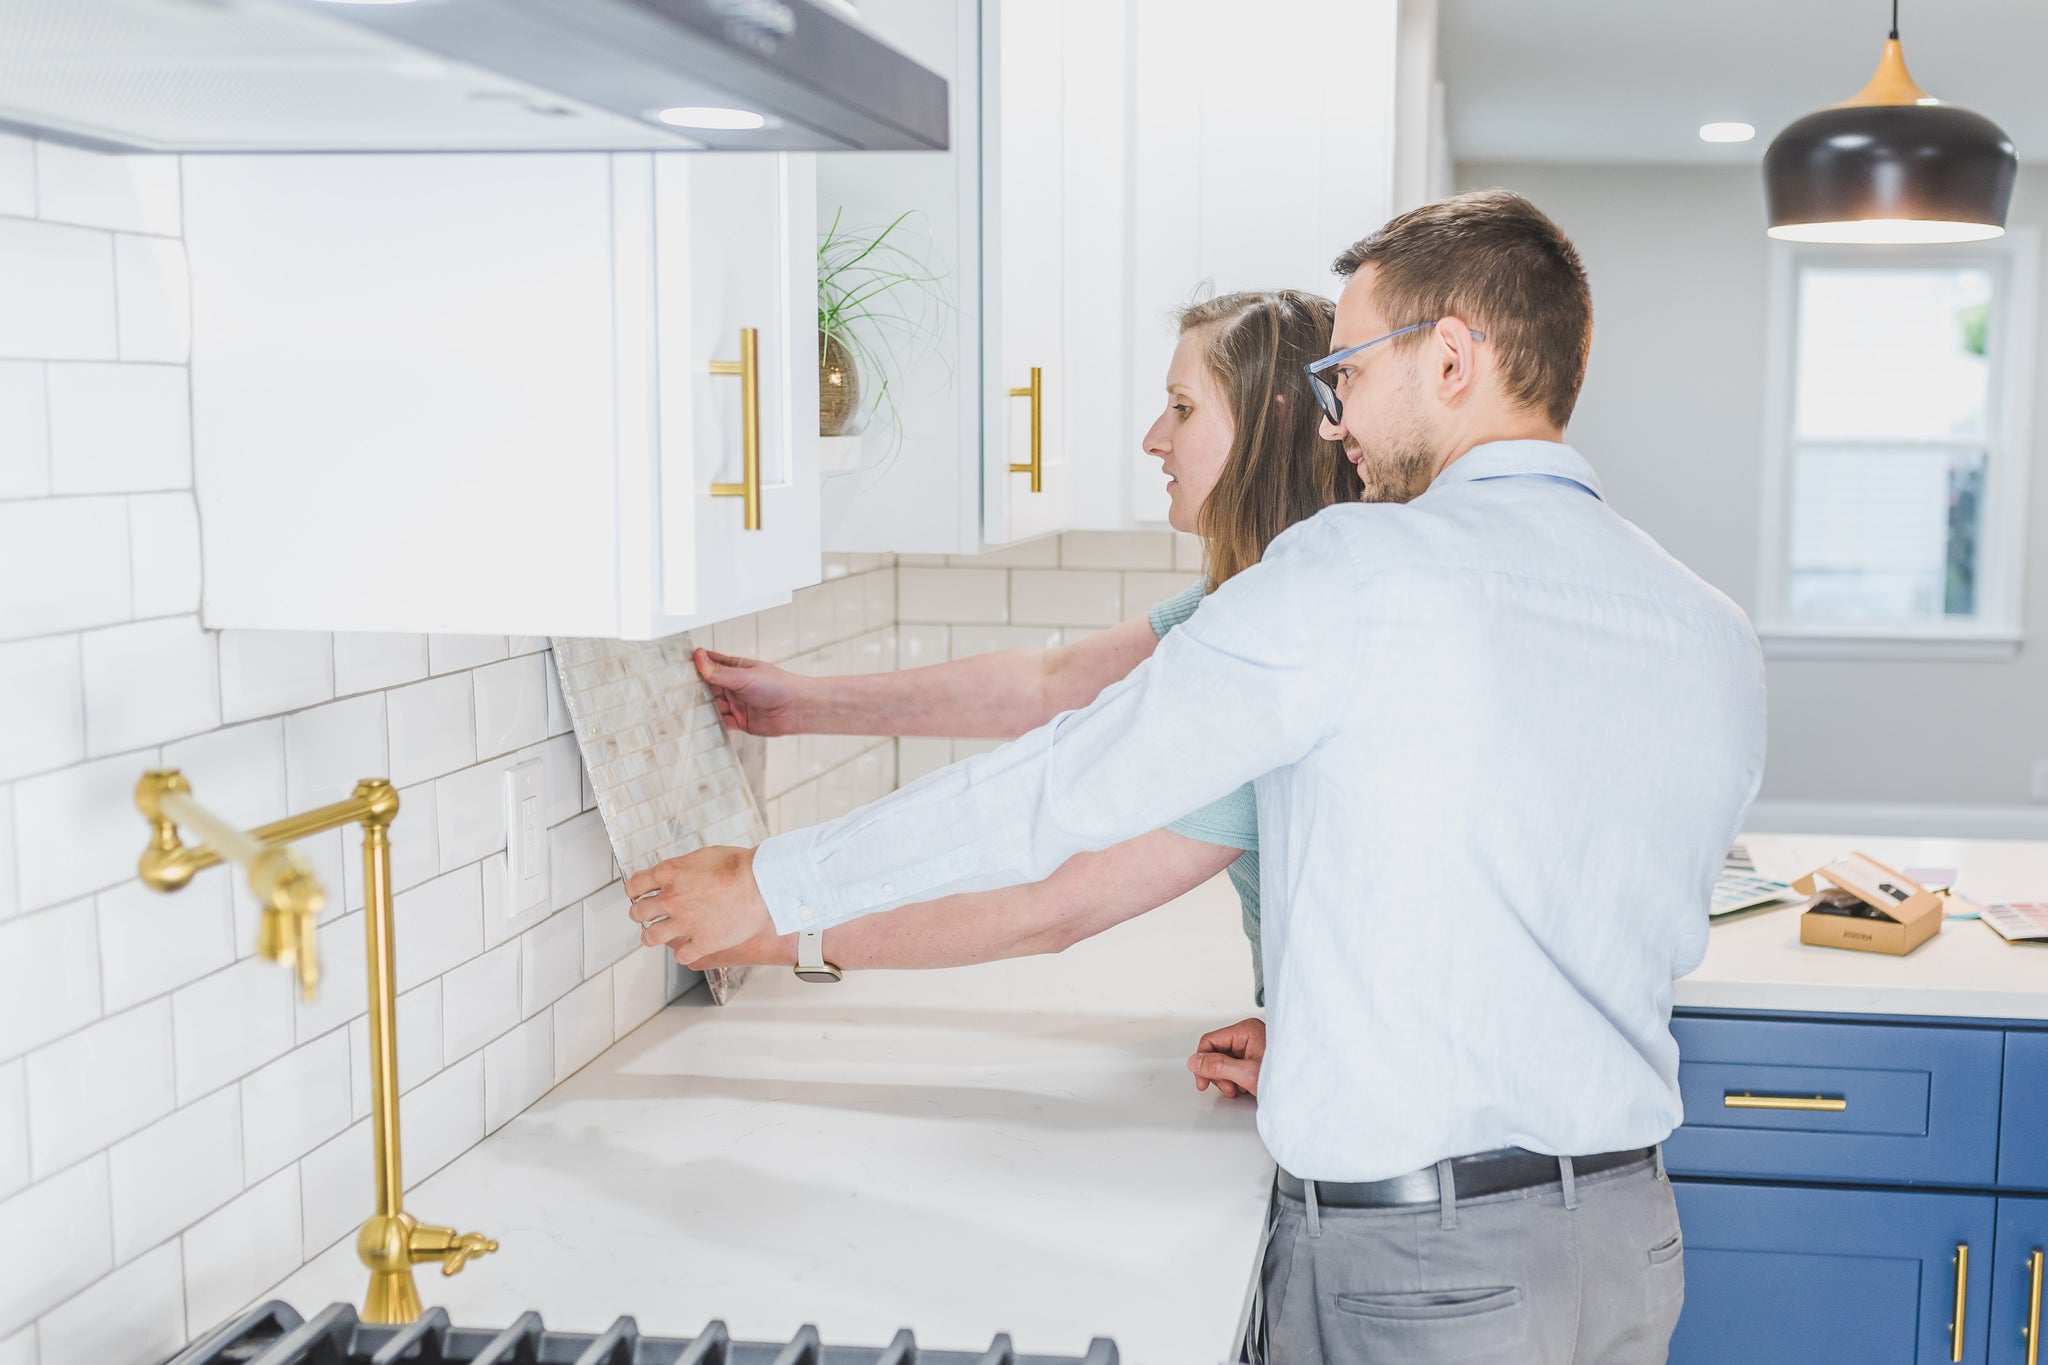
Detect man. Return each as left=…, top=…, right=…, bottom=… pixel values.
left=627, top=190, right=1767, bottom=1363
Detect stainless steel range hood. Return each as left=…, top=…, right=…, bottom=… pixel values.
left=0, top=0, right=948, bottom=153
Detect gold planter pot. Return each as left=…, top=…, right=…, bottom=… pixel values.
left=819, top=329, right=861, bottom=436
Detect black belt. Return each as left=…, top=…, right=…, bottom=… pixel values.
left=1277, top=1146, right=1656, bottom=1209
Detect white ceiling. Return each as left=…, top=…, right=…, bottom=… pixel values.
left=1440, top=0, right=2048, bottom=165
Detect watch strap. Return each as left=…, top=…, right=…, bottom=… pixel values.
left=795, top=931, right=842, bottom=983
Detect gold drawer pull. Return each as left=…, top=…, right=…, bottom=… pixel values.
left=2025, top=1247, right=2043, bottom=1365
left=1952, top=1242, right=1969, bottom=1362
left=709, top=327, right=763, bottom=531
left=1723, top=1091, right=1848, bottom=1112
left=1008, top=365, right=1043, bottom=492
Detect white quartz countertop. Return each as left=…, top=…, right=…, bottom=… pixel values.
left=1677, top=831, right=2048, bottom=1020
left=261, top=877, right=1274, bottom=1364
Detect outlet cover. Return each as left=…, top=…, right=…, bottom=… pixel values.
left=504, top=759, right=550, bottom=917
left=2032, top=759, right=2048, bottom=804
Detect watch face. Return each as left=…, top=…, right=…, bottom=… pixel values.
left=794, top=967, right=843, bottom=984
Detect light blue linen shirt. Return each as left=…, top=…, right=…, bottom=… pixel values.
left=755, top=441, right=1767, bottom=1182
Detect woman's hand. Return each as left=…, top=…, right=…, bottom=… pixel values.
left=694, top=648, right=806, bottom=736
left=1188, top=1017, right=1266, bottom=1099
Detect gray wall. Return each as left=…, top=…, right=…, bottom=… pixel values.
left=1457, top=161, right=2048, bottom=809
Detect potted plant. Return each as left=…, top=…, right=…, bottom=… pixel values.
left=816, top=207, right=949, bottom=441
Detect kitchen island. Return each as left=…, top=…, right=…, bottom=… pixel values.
left=259, top=877, right=1275, bottom=1364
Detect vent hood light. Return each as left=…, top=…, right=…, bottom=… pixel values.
left=0, top=0, right=948, bottom=154
left=656, top=106, right=768, bottom=131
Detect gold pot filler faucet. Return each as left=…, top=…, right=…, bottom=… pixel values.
left=135, top=770, right=497, bottom=1324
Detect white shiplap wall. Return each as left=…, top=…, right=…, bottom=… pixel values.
left=0, top=136, right=900, bottom=1361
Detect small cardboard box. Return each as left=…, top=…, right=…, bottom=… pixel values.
left=1794, top=853, right=1944, bottom=956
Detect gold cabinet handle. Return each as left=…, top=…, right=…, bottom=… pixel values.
left=2025, top=1247, right=2043, bottom=1365
left=1008, top=365, right=1043, bottom=492
left=1723, top=1091, right=1848, bottom=1112
left=1952, top=1242, right=1970, bottom=1362
left=709, top=327, right=763, bottom=531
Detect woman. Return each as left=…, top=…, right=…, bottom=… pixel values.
left=692, top=289, right=1355, bottom=1098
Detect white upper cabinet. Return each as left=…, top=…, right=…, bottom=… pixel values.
left=183, top=150, right=819, bottom=639
left=817, top=0, right=1396, bottom=551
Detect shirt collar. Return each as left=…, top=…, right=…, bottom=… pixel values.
left=1427, top=440, right=1604, bottom=501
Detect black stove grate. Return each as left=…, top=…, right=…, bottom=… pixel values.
left=163, top=1302, right=1119, bottom=1365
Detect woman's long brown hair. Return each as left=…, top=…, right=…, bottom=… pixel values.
left=1178, top=289, right=1357, bottom=587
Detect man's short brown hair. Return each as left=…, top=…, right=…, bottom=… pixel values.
left=1333, top=189, right=1591, bottom=429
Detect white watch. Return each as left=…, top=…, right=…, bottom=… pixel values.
left=794, top=931, right=842, bottom=984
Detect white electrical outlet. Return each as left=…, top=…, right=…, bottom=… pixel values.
left=504, top=759, right=551, bottom=917
left=2032, top=759, right=2048, bottom=804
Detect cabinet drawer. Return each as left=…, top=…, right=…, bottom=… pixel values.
left=2000, top=1032, right=2048, bottom=1190
left=1667, top=1015, right=2004, bottom=1186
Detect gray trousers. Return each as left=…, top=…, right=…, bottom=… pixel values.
left=1256, top=1153, right=1683, bottom=1365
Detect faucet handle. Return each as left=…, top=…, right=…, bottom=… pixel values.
left=441, top=1230, right=499, bottom=1277
left=408, top=1222, right=499, bottom=1277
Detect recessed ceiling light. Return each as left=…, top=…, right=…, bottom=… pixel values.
left=1700, top=121, right=1757, bottom=143
left=653, top=106, right=767, bottom=131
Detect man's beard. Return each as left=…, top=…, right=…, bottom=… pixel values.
left=1347, top=432, right=1436, bottom=504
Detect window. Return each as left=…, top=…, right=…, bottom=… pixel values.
left=1758, top=234, right=2037, bottom=656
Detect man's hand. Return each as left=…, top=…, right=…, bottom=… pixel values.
left=687, top=927, right=800, bottom=970
left=1188, top=1017, right=1266, bottom=1099
left=694, top=649, right=805, bottom=736
left=623, top=846, right=776, bottom=967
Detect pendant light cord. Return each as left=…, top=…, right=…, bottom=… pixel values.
left=1890, top=0, right=1899, bottom=40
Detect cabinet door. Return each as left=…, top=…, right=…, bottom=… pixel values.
left=651, top=152, right=822, bottom=629
left=2002, top=1032, right=2048, bottom=1191
left=982, top=0, right=1073, bottom=544
left=1671, top=1181, right=1995, bottom=1365
left=1990, top=1198, right=2048, bottom=1365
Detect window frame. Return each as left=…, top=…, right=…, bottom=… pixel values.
left=1755, top=230, right=2038, bottom=661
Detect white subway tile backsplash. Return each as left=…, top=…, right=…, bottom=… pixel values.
left=291, top=908, right=364, bottom=1045
left=385, top=674, right=474, bottom=786
left=482, top=1014, right=549, bottom=1133
left=612, top=947, right=668, bottom=1038
left=436, top=757, right=512, bottom=872
left=0, top=498, right=130, bottom=642
left=0, top=220, right=115, bottom=361
left=46, top=363, right=190, bottom=495
left=1059, top=531, right=1175, bottom=571
left=180, top=1168, right=298, bottom=1338
left=331, top=634, right=429, bottom=697
left=794, top=582, right=835, bottom=651
left=427, top=635, right=507, bottom=675
left=0, top=785, right=15, bottom=922
left=0, top=134, right=32, bottom=216
left=26, top=1000, right=174, bottom=1179
left=1174, top=531, right=1205, bottom=572
left=394, top=865, right=482, bottom=994
left=0, top=1062, right=25, bottom=1201
left=345, top=983, right=441, bottom=1120
left=239, top=1031, right=352, bottom=1183
left=897, top=567, right=1008, bottom=624
left=0, top=1327, right=28, bottom=1365
left=97, top=871, right=233, bottom=1015
left=542, top=655, right=571, bottom=737
left=547, top=810, right=612, bottom=911
left=399, top=1052, right=480, bottom=1186
left=0, top=637, right=84, bottom=780
left=127, top=494, right=201, bottom=619
left=752, top=602, right=799, bottom=663
left=1009, top=569, right=1122, bottom=627
left=551, top=974, right=613, bottom=1084
left=112, top=236, right=191, bottom=365
left=580, top=880, right=638, bottom=975
left=37, top=1238, right=184, bottom=1365
left=895, top=623, right=948, bottom=670
left=472, top=654, right=546, bottom=760
left=896, top=737, right=951, bottom=787
left=337, top=780, right=438, bottom=909
left=439, top=942, right=518, bottom=1064
left=170, top=959, right=293, bottom=1106
left=283, top=694, right=384, bottom=812
left=80, top=617, right=218, bottom=756
left=11, top=754, right=148, bottom=911
left=296, top=1121, right=369, bottom=1257
left=0, top=362, right=48, bottom=498
left=1121, top=571, right=1201, bottom=620
left=217, top=631, right=331, bottom=724
left=107, top=1089, right=241, bottom=1265
left=528, top=733, right=584, bottom=828
left=0, top=901, right=100, bottom=1063
left=160, top=720, right=284, bottom=833
left=519, top=907, right=582, bottom=1019
left=0, top=1157, right=111, bottom=1337
left=948, top=625, right=1063, bottom=659
left=708, top=612, right=756, bottom=661
left=34, top=146, right=180, bottom=237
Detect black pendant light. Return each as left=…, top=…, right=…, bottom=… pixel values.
left=1764, top=0, right=2017, bottom=243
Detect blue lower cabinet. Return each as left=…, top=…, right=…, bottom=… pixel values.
left=1989, top=1198, right=2048, bottom=1365
left=1999, top=1033, right=2048, bottom=1191
left=1671, top=1180, right=1996, bottom=1364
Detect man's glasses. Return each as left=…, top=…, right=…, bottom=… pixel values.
left=1304, top=321, right=1485, bottom=425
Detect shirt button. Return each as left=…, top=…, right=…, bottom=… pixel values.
left=882, top=884, right=894, bottom=896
